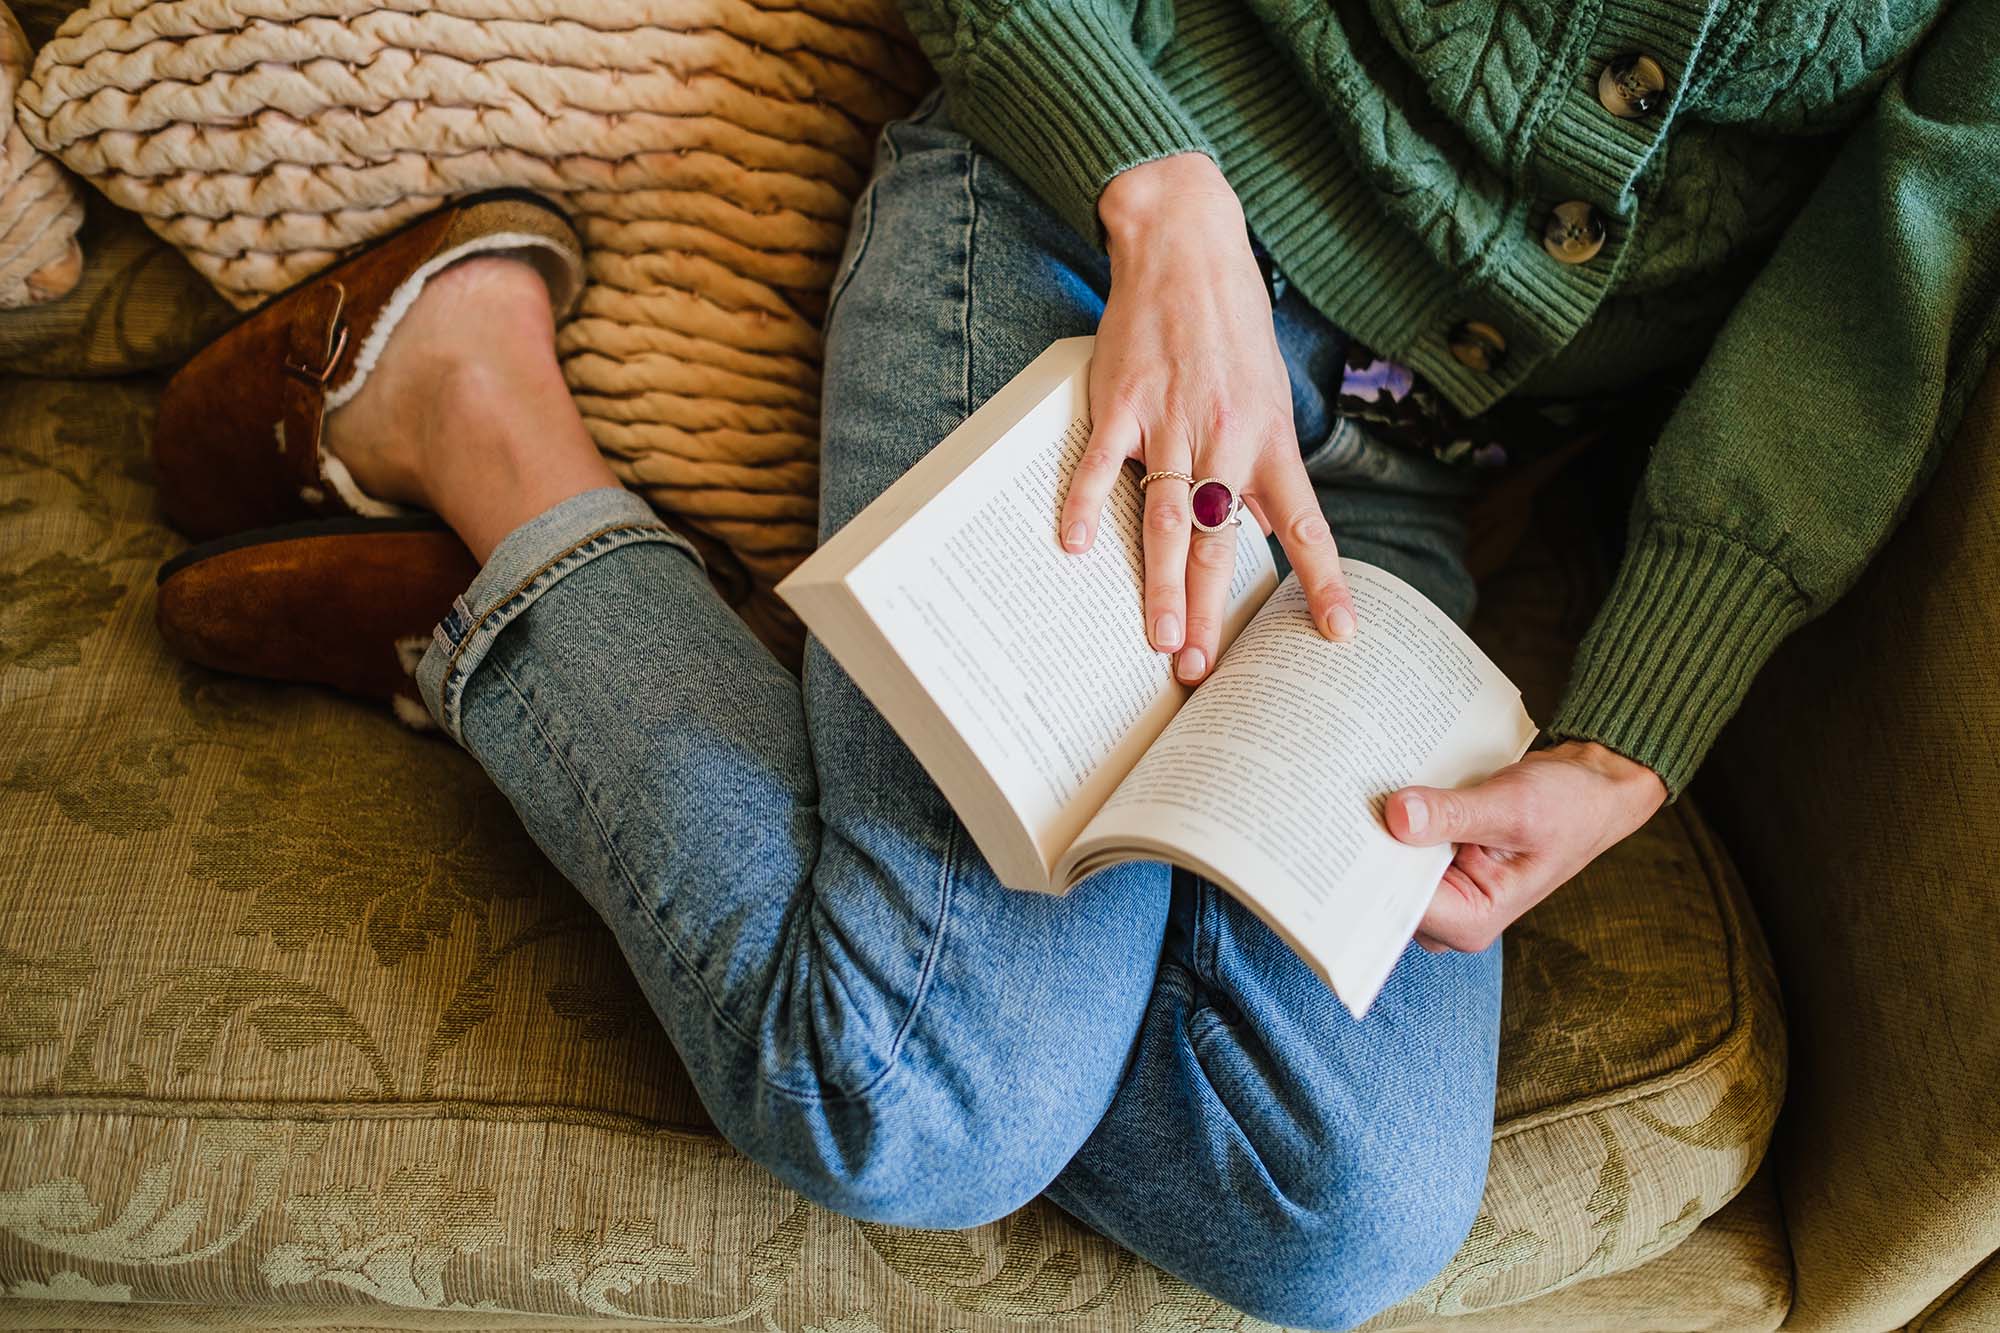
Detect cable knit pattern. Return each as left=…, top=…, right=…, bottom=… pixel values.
left=0, top=4, right=83, bottom=307
left=901, top=0, right=2000, bottom=793
left=16, top=0, right=931, bottom=655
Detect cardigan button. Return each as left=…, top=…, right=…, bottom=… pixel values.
left=1543, top=200, right=1607, bottom=264
left=1447, top=321, right=1508, bottom=373
left=1598, top=54, right=1668, bottom=118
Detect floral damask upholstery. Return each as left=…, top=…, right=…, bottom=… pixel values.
left=0, top=350, right=1794, bottom=1329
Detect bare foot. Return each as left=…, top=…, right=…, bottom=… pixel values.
left=323, top=255, right=619, bottom=561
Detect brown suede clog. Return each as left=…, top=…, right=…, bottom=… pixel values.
left=153, top=189, right=585, bottom=542
left=156, top=518, right=479, bottom=728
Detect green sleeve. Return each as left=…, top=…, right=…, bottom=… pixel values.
left=1548, top=0, right=2000, bottom=797
left=894, top=0, right=1217, bottom=242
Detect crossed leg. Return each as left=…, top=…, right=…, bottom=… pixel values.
left=326, top=95, right=1499, bottom=1330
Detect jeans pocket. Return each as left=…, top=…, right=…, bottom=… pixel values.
left=1299, top=416, right=1365, bottom=481
left=1301, top=417, right=1484, bottom=500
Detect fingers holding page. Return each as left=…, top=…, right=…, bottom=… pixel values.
left=1394, top=744, right=1670, bottom=954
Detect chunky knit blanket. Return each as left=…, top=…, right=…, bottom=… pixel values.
left=0, top=4, right=81, bottom=307
left=12, top=0, right=931, bottom=656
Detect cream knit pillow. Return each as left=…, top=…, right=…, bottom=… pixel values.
left=18, top=0, right=931, bottom=658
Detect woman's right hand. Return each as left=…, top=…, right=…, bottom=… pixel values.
left=1059, top=153, right=1356, bottom=685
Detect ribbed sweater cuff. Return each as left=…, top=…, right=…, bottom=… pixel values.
left=953, top=4, right=1217, bottom=243
left=1548, top=521, right=1812, bottom=798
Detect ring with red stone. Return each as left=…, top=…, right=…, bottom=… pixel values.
left=1189, top=476, right=1243, bottom=532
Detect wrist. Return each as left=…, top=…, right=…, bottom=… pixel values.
left=1099, top=153, right=1239, bottom=251
left=1554, top=738, right=1668, bottom=809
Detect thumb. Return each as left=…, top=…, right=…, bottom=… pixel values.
left=1387, top=783, right=1524, bottom=849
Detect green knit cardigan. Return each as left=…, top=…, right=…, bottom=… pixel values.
left=898, top=0, right=2000, bottom=794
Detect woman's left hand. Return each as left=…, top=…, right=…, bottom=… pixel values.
left=1385, top=740, right=1668, bottom=952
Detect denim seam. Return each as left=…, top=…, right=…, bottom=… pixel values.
left=826, top=181, right=879, bottom=316
left=958, top=147, right=976, bottom=425
left=487, top=654, right=769, bottom=1066
left=741, top=108, right=960, bottom=1106
left=1184, top=1001, right=1228, bottom=1065
left=436, top=521, right=688, bottom=734
left=1177, top=996, right=1314, bottom=1221
left=1197, top=880, right=1224, bottom=986
left=839, top=815, right=960, bottom=1103
left=825, top=106, right=902, bottom=316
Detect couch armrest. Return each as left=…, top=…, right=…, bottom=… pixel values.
left=1703, top=354, right=2000, bottom=1332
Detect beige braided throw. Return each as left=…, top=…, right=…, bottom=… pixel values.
left=16, top=0, right=932, bottom=658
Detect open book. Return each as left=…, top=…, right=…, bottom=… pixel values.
left=778, top=338, right=1537, bottom=1016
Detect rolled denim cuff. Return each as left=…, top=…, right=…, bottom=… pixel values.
left=417, top=487, right=702, bottom=743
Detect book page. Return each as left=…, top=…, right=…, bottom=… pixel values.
left=1061, top=561, right=1537, bottom=1017
left=846, top=368, right=1275, bottom=887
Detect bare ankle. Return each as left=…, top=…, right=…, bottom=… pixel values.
left=386, top=268, right=618, bottom=560
left=323, top=255, right=573, bottom=511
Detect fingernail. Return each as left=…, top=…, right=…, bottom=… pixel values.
left=1401, top=793, right=1428, bottom=836
left=1153, top=613, right=1181, bottom=650
left=1327, top=606, right=1357, bottom=641
left=1177, top=646, right=1206, bottom=681
left=1063, top=521, right=1089, bottom=552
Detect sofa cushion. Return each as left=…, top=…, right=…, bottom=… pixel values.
left=0, top=374, right=1786, bottom=1329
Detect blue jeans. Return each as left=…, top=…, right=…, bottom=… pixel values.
left=415, top=96, right=1500, bottom=1331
